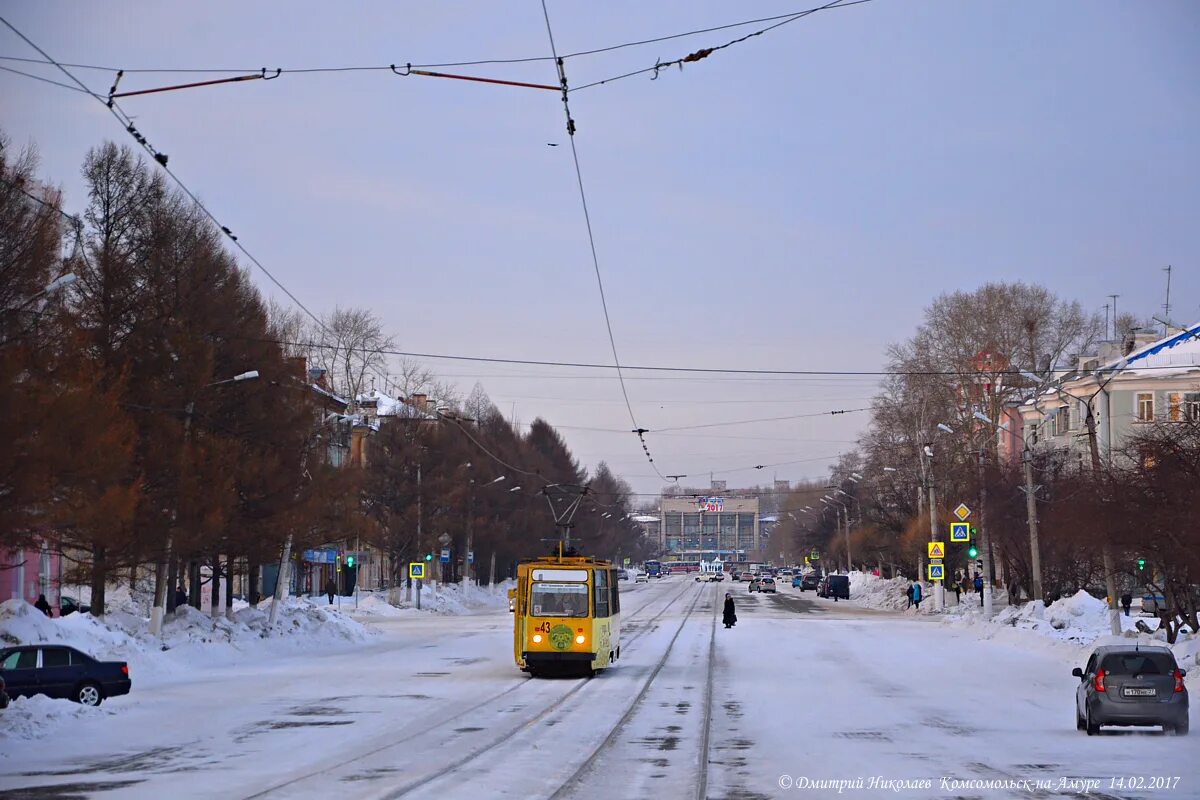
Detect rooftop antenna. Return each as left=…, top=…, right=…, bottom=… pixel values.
left=1162, top=265, right=1173, bottom=335
left=1108, top=294, right=1120, bottom=338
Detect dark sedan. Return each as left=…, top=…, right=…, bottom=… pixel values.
left=0, top=645, right=131, bottom=706
left=798, top=573, right=822, bottom=592
left=1074, top=645, right=1188, bottom=735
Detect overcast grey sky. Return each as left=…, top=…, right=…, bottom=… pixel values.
left=3, top=1, right=1198, bottom=496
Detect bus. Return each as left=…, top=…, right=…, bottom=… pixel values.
left=644, top=560, right=662, bottom=578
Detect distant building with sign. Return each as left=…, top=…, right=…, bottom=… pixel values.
left=656, top=495, right=761, bottom=561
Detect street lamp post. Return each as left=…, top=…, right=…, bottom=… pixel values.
left=151, top=370, right=259, bottom=635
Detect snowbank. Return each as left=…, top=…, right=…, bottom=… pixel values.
left=0, top=596, right=376, bottom=685
left=0, top=694, right=113, bottom=741
left=340, top=581, right=514, bottom=618
left=839, top=574, right=1198, bottom=680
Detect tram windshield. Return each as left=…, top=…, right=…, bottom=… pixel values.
left=530, top=582, right=590, bottom=617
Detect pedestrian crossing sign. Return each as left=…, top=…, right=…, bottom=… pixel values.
left=927, top=541, right=945, bottom=559
left=409, top=562, right=425, bottom=580
left=950, top=522, right=970, bottom=542
left=927, top=564, right=945, bottom=581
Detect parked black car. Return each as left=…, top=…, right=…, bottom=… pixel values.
left=60, top=595, right=90, bottom=616
left=818, top=574, right=850, bottom=601
left=0, top=674, right=8, bottom=709
left=0, top=645, right=130, bottom=706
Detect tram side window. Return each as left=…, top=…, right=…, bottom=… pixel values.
left=609, top=570, right=620, bottom=614
left=593, top=570, right=609, bottom=618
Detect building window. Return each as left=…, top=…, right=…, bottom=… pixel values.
left=1186, top=393, right=1200, bottom=422
left=1167, top=393, right=1182, bottom=422
left=1052, top=406, right=1070, bottom=437
left=1135, top=393, right=1154, bottom=423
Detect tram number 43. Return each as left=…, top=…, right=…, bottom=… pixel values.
left=534, top=621, right=553, bottom=633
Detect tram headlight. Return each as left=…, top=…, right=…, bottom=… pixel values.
left=575, top=635, right=585, bottom=644
left=532, top=634, right=542, bottom=643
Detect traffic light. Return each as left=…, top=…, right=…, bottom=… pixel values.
left=424, top=553, right=433, bottom=562
left=1136, top=557, right=1146, bottom=572
left=346, top=555, right=355, bottom=568
left=336, top=555, right=342, bottom=572
left=967, top=543, right=979, bottom=559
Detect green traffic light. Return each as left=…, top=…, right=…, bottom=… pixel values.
left=1136, top=558, right=1146, bottom=571
left=967, top=544, right=979, bottom=558
left=346, top=555, right=355, bottom=568
left=424, top=553, right=433, bottom=561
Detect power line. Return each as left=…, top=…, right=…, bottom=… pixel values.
left=655, top=407, right=870, bottom=433
left=570, top=0, right=874, bottom=93
left=0, top=2, right=874, bottom=79
left=540, top=0, right=671, bottom=485
left=0, top=62, right=90, bottom=92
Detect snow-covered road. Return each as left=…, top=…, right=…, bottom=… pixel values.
left=2, top=577, right=1196, bottom=799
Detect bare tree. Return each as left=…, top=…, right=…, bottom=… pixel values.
left=303, top=307, right=395, bottom=408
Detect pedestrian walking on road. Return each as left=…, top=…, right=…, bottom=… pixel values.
left=722, top=593, right=737, bottom=629
left=905, top=582, right=914, bottom=608
left=324, top=577, right=336, bottom=605
left=1121, top=592, right=1132, bottom=617
left=974, top=574, right=983, bottom=607
left=951, top=574, right=961, bottom=604
left=34, top=594, right=52, bottom=617
left=911, top=582, right=923, bottom=611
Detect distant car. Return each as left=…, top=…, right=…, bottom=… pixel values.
left=792, top=575, right=804, bottom=588
left=1074, top=645, right=1188, bottom=735
left=635, top=572, right=649, bottom=583
left=818, top=575, right=850, bottom=600
left=780, top=569, right=793, bottom=577
left=60, top=595, right=90, bottom=616
left=712, top=573, right=724, bottom=582
left=748, top=578, right=761, bottom=592
left=616, top=569, right=629, bottom=581
left=800, top=573, right=821, bottom=592
left=758, top=577, right=777, bottom=594
left=0, top=645, right=130, bottom=706
left=738, top=573, right=754, bottom=582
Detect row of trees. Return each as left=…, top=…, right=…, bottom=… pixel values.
left=775, top=282, right=1198, bottom=640
left=1, top=134, right=650, bottom=617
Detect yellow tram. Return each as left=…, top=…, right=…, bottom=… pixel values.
left=509, top=553, right=621, bottom=677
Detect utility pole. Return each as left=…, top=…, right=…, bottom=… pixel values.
left=465, top=473, right=474, bottom=586
left=1162, top=265, right=1173, bottom=335
left=1082, top=395, right=1121, bottom=635
left=151, top=400, right=194, bottom=636
left=843, top=506, right=852, bottom=574
left=1022, top=445, right=1043, bottom=602
left=1108, top=294, right=1119, bottom=338
left=977, top=449, right=993, bottom=618
left=925, top=445, right=944, bottom=611
left=415, top=463, right=423, bottom=611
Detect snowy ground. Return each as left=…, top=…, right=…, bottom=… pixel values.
left=1, top=576, right=1196, bottom=799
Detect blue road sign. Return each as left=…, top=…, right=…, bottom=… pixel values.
left=949, top=522, right=970, bottom=542
left=409, top=562, right=425, bottom=580
left=440, top=548, right=450, bottom=563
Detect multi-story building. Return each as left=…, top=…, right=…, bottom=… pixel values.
left=657, top=495, right=761, bottom=562
left=1010, top=322, right=1200, bottom=465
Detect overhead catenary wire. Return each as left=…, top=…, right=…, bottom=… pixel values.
left=0, top=2, right=874, bottom=79
left=540, top=0, right=672, bottom=485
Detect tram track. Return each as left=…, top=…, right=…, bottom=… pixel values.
left=546, top=582, right=717, bottom=800
left=242, top=578, right=695, bottom=800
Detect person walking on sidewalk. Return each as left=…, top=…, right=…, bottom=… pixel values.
left=911, top=582, right=923, bottom=611
left=1121, top=592, right=1133, bottom=617
left=722, top=593, right=737, bottom=629
left=324, top=577, right=337, bottom=605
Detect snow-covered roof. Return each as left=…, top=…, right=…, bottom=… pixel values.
left=1102, top=320, right=1200, bottom=378
left=311, top=383, right=348, bottom=407
left=632, top=515, right=660, bottom=523
left=356, top=389, right=438, bottom=420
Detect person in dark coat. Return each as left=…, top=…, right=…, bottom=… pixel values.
left=174, top=584, right=188, bottom=610
left=1120, top=592, right=1133, bottom=617
left=324, top=577, right=337, bottom=605
left=34, top=594, right=53, bottom=617
left=722, top=593, right=737, bottom=629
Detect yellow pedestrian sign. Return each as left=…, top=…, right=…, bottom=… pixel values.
left=954, top=503, right=972, bottom=521
left=927, top=541, right=945, bottom=559
left=409, top=562, right=425, bottom=580
left=950, top=522, right=970, bottom=542
left=928, top=563, right=945, bottom=581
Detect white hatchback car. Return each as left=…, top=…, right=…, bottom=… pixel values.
left=635, top=572, right=649, bottom=583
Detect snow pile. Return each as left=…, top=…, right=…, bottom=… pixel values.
left=0, top=694, right=113, bottom=742
left=847, top=572, right=928, bottom=612
left=0, top=596, right=376, bottom=683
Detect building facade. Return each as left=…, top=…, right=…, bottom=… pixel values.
left=658, top=495, right=761, bottom=561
